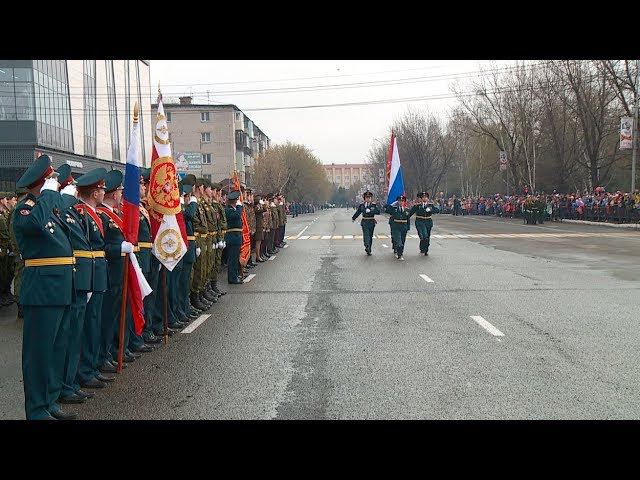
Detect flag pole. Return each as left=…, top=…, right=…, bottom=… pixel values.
left=117, top=101, right=139, bottom=374
left=163, top=267, right=168, bottom=344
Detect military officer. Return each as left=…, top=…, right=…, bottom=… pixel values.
left=96, top=170, right=137, bottom=375
left=0, top=191, right=14, bottom=307
left=385, top=195, right=410, bottom=260
left=212, top=183, right=227, bottom=295
left=202, top=180, right=219, bottom=305
left=352, top=190, right=380, bottom=255
left=12, top=155, right=76, bottom=420
left=225, top=190, right=244, bottom=284
left=189, top=178, right=210, bottom=313
left=408, top=192, right=440, bottom=256
left=178, top=176, right=199, bottom=322
left=9, top=187, right=27, bottom=319
left=253, top=194, right=266, bottom=262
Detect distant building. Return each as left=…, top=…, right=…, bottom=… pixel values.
left=152, top=97, right=270, bottom=186
left=323, top=163, right=367, bottom=189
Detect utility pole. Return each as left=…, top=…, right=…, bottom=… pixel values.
left=631, top=59, right=639, bottom=193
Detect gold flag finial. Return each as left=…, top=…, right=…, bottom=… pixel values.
left=133, top=101, right=139, bottom=123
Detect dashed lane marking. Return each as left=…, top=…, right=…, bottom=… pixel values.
left=181, top=314, right=211, bottom=334
left=419, top=274, right=434, bottom=283
left=243, top=273, right=256, bottom=283
left=268, top=255, right=276, bottom=261
left=470, top=315, right=504, bottom=337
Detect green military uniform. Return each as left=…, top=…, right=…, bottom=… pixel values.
left=96, top=171, right=127, bottom=371
left=202, top=190, right=218, bottom=303
left=268, top=200, right=278, bottom=254
left=179, top=178, right=198, bottom=321
left=190, top=179, right=209, bottom=311
left=408, top=193, right=440, bottom=255
left=8, top=190, right=25, bottom=316
left=0, top=193, right=14, bottom=306
left=74, top=169, right=110, bottom=389
left=13, top=155, right=74, bottom=420
left=225, top=191, right=243, bottom=284
left=212, top=188, right=226, bottom=294
left=385, top=196, right=410, bottom=259
left=244, top=193, right=255, bottom=263
left=352, top=192, right=380, bottom=255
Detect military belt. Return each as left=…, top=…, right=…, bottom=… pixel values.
left=414, top=215, right=432, bottom=220
left=361, top=217, right=376, bottom=220
left=226, top=228, right=243, bottom=233
left=393, top=219, right=408, bottom=223
left=138, top=242, right=152, bottom=249
left=187, top=235, right=196, bottom=241
left=73, top=250, right=106, bottom=259
left=195, top=233, right=208, bottom=238
left=25, top=257, right=76, bottom=267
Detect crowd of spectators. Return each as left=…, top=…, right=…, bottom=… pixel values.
left=433, top=188, right=640, bottom=224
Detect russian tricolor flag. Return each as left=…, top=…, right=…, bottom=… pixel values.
left=122, top=105, right=152, bottom=335
left=386, top=132, right=405, bottom=204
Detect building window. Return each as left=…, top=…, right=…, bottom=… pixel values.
left=353, top=175, right=358, bottom=181
left=200, top=111, right=210, bottom=122
left=202, top=153, right=212, bottom=164
left=201, top=132, right=211, bottom=143
left=105, top=60, right=120, bottom=161
left=166, top=111, right=172, bottom=122
left=83, top=60, right=96, bottom=156
left=235, top=112, right=242, bottom=122
left=336, top=175, right=341, bottom=182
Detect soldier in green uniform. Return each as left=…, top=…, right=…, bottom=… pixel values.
left=96, top=170, right=137, bottom=376
left=13, top=155, right=76, bottom=420
left=125, top=171, right=156, bottom=353
left=243, top=187, right=256, bottom=268
left=408, top=192, right=440, bottom=256
left=0, top=191, right=14, bottom=307
left=267, top=194, right=279, bottom=256
left=9, top=187, right=27, bottom=319
left=352, top=190, right=380, bottom=255
left=276, top=194, right=287, bottom=248
left=212, top=183, right=227, bottom=296
left=178, top=176, right=199, bottom=322
left=225, top=190, right=244, bottom=284
left=190, top=178, right=210, bottom=312
left=202, top=181, right=219, bottom=305
left=55, top=165, right=96, bottom=406
left=385, top=194, right=410, bottom=261
left=138, top=169, right=165, bottom=343
left=74, top=168, right=111, bottom=390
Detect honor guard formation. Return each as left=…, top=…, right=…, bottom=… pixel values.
left=9, top=155, right=290, bottom=420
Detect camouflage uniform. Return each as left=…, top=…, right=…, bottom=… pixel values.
left=0, top=200, right=14, bottom=306
left=192, top=196, right=208, bottom=299
left=214, top=200, right=227, bottom=279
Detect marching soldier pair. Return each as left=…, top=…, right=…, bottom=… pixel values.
left=352, top=191, right=439, bottom=259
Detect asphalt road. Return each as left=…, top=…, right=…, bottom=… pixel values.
left=2, top=209, right=640, bottom=419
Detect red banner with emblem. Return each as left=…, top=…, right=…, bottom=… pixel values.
left=232, top=171, right=251, bottom=266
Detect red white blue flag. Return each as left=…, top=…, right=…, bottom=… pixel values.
left=122, top=103, right=152, bottom=335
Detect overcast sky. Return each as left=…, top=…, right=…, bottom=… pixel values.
left=150, top=60, right=513, bottom=165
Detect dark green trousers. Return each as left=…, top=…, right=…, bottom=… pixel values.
left=61, top=290, right=88, bottom=398
left=167, top=259, right=184, bottom=326
left=415, top=220, right=433, bottom=253
left=361, top=221, right=375, bottom=251
left=391, top=227, right=408, bottom=256
left=179, top=260, right=194, bottom=319
left=227, top=244, right=240, bottom=282
left=77, top=292, right=103, bottom=384
left=22, top=304, right=70, bottom=420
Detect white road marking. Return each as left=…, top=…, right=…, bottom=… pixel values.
left=419, top=274, right=434, bottom=283
left=296, top=225, right=310, bottom=238
left=382, top=244, right=389, bottom=248
left=299, top=235, right=310, bottom=240
left=243, top=274, right=256, bottom=283
left=181, top=314, right=211, bottom=334
left=321, top=235, right=331, bottom=239
left=470, top=316, right=504, bottom=337
left=268, top=255, right=276, bottom=261
left=344, top=235, right=353, bottom=239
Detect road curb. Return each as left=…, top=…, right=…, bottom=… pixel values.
left=561, top=219, right=640, bottom=230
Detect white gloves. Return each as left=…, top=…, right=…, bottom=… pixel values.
left=41, top=177, right=60, bottom=193
left=391, top=201, right=399, bottom=207
left=259, top=199, right=265, bottom=205
left=196, top=247, right=201, bottom=257
left=279, top=201, right=283, bottom=206
left=121, top=241, right=134, bottom=254
left=190, top=196, right=198, bottom=204
left=180, top=197, right=185, bottom=205
left=426, top=207, right=432, bottom=213
left=61, top=184, right=77, bottom=197
left=365, top=208, right=371, bottom=213
left=217, top=241, right=224, bottom=249
left=211, top=242, right=217, bottom=250
left=221, top=241, right=226, bottom=248
left=236, top=200, right=242, bottom=207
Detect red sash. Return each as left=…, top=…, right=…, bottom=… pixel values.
left=97, top=206, right=124, bottom=232
left=75, top=203, right=105, bottom=238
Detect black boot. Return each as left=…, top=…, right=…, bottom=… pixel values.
left=199, top=292, right=213, bottom=308
left=212, top=280, right=226, bottom=296
left=191, top=292, right=208, bottom=311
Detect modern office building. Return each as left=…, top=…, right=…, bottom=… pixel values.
left=153, top=96, right=270, bottom=186
left=0, top=60, right=152, bottom=189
